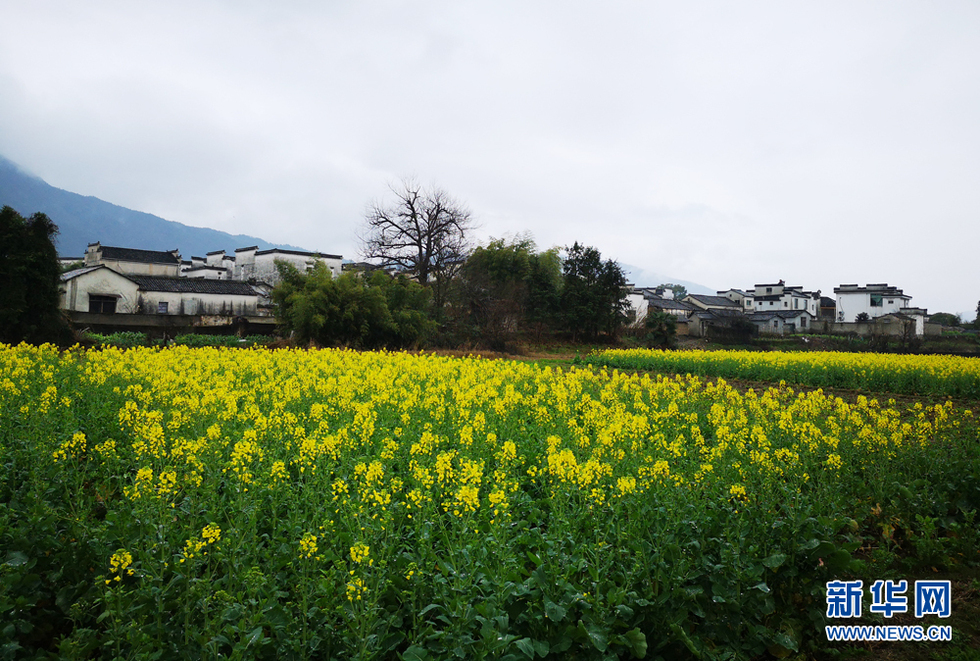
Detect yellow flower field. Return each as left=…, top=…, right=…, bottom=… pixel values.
left=589, top=348, right=980, bottom=398
left=2, top=343, right=978, bottom=659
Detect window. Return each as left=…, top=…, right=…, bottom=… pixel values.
left=158, top=302, right=169, bottom=314
left=870, top=294, right=883, bottom=307
left=88, top=295, right=117, bottom=314
left=784, top=301, right=788, bottom=307
left=801, top=317, right=807, bottom=327
left=888, top=299, right=894, bottom=304
left=766, top=287, right=772, bottom=294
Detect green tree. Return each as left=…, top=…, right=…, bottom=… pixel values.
left=272, top=262, right=435, bottom=349
left=929, top=312, right=961, bottom=327
left=855, top=312, right=871, bottom=323
left=454, top=235, right=562, bottom=347
left=559, top=242, right=629, bottom=341
left=658, top=283, right=688, bottom=300
left=0, top=206, right=72, bottom=345
left=644, top=311, right=677, bottom=348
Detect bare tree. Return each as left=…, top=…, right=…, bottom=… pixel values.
left=359, top=179, right=476, bottom=306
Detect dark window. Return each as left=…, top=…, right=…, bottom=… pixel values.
left=89, top=295, right=116, bottom=314
left=158, top=302, right=169, bottom=314
left=801, top=317, right=807, bottom=327
left=871, top=294, right=883, bottom=307
left=888, top=299, right=894, bottom=304
left=766, top=287, right=772, bottom=293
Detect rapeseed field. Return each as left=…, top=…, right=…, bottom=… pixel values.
left=2, top=343, right=977, bottom=659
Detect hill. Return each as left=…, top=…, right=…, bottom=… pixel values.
left=618, top=262, right=715, bottom=295
left=0, top=155, right=309, bottom=258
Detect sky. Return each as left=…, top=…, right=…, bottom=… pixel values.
left=2, top=1, right=979, bottom=316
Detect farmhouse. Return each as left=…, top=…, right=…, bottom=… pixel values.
left=233, top=247, right=342, bottom=285
left=61, top=267, right=261, bottom=316
left=83, top=242, right=181, bottom=277
left=834, top=283, right=913, bottom=322
left=748, top=309, right=815, bottom=336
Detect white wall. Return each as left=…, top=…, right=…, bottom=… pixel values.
left=836, top=292, right=909, bottom=322
left=61, top=269, right=139, bottom=313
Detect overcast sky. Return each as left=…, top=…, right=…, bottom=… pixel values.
left=2, top=2, right=978, bottom=315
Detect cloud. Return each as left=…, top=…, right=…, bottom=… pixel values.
left=0, top=1, right=978, bottom=314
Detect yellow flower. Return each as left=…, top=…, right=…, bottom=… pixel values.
left=350, top=542, right=371, bottom=565
left=299, top=532, right=318, bottom=559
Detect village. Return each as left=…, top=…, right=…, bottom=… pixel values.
left=59, top=240, right=936, bottom=340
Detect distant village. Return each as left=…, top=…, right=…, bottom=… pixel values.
left=60, top=241, right=935, bottom=338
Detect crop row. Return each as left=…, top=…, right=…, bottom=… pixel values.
left=587, top=348, right=980, bottom=399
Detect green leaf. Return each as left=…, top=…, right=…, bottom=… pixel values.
left=532, top=639, right=550, bottom=657
left=825, top=549, right=851, bottom=572
left=762, top=553, right=787, bottom=569
left=623, top=628, right=648, bottom=658
left=544, top=600, right=567, bottom=622
left=4, top=552, right=27, bottom=567
left=587, top=628, right=608, bottom=652
left=245, top=626, right=264, bottom=647
left=401, top=645, right=429, bottom=661
left=751, top=582, right=771, bottom=594
left=515, top=638, right=535, bottom=659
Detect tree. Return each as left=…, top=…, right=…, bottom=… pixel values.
left=929, top=312, right=961, bottom=327
left=644, top=311, right=677, bottom=348
left=658, top=283, right=688, bottom=300
left=454, top=234, right=562, bottom=347
left=272, top=262, right=435, bottom=349
left=559, top=242, right=629, bottom=341
left=360, top=179, right=477, bottom=309
left=855, top=312, right=871, bottom=323
left=0, top=206, right=72, bottom=345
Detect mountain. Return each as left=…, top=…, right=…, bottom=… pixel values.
left=618, top=262, right=715, bottom=295
left=0, top=155, right=309, bottom=259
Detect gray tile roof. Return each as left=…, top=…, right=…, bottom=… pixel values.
left=127, top=276, right=258, bottom=296
left=749, top=310, right=813, bottom=321
left=648, top=298, right=694, bottom=311
left=99, top=246, right=181, bottom=265
left=60, top=266, right=104, bottom=281
left=686, top=294, right=742, bottom=308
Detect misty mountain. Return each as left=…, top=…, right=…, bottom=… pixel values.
left=618, top=263, right=715, bottom=296
left=0, top=154, right=309, bottom=259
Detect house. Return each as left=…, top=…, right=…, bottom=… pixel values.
left=682, top=294, right=744, bottom=313
left=83, top=242, right=181, bottom=277
left=687, top=309, right=745, bottom=338
left=744, top=281, right=820, bottom=316
left=61, top=266, right=140, bottom=314
left=748, top=310, right=815, bottom=336
left=233, top=247, right=342, bottom=285
left=61, top=267, right=261, bottom=316
left=819, top=296, right=837, bottom=320
left=875, top=309, right=929, bottom=338
left=627, top=287, right=694, bottom=326
left=834, top=284, right=915, bottom=322
left=716, top=289, right=754, bottom=312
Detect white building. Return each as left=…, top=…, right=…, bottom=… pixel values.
left=83, top=242, right=181, bottom=277
left=743, top=281, right=820, bottom=316
left=233, top=247, right=342, bottom=284
left=834, top=283, right=913, bottom=322
left=60, top=266, right=261, bottom=316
